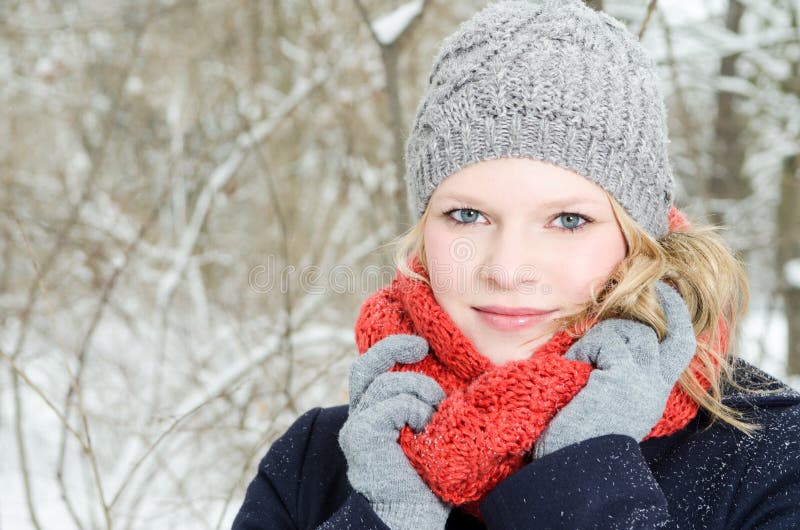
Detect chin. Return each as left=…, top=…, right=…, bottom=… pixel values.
left=483, top=349, right=534, bottom=366
left=474, top=337, right=539, bottom=364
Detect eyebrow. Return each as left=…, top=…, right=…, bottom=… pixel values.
left=436, top=193, right=603, bottom=208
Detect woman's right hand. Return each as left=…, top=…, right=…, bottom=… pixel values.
left=338, top=334, right=451, bottom=530
left=534, top=281, right=697, bottom=458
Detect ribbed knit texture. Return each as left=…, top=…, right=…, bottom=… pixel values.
left=404, top=0, right=675, bottom=239
left=354, top=207, right=727, bottom=516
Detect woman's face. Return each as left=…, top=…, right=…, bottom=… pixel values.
left=423, top=157, right=628, bottom=365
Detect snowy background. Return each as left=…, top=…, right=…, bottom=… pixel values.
left=2, top=0, right=799, bottom=528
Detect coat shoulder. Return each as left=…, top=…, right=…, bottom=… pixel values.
left=237, top=405, right=354, bottom=529
left=639, top=361, right=800, bottom=527
left=722, top=359, right=800, bottom=409
left=720, top=364, right=800, bottom=527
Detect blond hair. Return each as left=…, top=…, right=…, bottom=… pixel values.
left=390, top=191, right=758, bottom=434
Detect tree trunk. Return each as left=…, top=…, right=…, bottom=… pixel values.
left=249, top=0, right=263, bottom=82
left=382, top=45, right=412, bottom=233
left=778, top=153, right=800, bottom=375
left=776, top=4, right=800, bottom=376
left=708, top=0, right=751, bottom=226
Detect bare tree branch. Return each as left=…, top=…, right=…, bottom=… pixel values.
left=351, top=0, right=432, bottom=233
left=639, top=0, right=659, bottom=40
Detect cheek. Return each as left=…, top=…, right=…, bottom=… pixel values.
left=550, top=232, right=626, bottom=301
left=423, top=223, right=478, bottom=297
left=423, top=224, right=451, bottom=265
left=423, top=224, right=455, bottom=291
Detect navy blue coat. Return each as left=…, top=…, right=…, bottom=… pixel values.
left=232, top=361, right=800, bottom=529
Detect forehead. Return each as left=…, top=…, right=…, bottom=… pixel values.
left=432, top=157, right=609, bottom=208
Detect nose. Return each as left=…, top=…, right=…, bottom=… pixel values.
left=478, top=226, right=541, bottom=291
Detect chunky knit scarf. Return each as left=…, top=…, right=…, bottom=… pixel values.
left=353, top=207, right=727, bottom=514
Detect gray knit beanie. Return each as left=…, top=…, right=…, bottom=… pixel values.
left=404, top=0, right=675, bottom=239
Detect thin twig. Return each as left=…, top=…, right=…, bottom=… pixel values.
left=639, top=0, right=659, bottom=40
left=108, top=374, right=251, bottom=509
left=246, top=125, right=297, bottom=415
left=352, top=0, right=381, bottom=45
left=0, top=349, right=87, bottom=444
left=11, top=373, right=42, bottom=530
left=80, top=410, right=112, bottom=529
left=212, top=348, right=348, bottom=530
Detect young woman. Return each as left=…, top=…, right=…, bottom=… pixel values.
left=233, top=1, right=800, bottom=528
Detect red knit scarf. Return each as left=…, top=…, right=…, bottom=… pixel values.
left=353, top=207, right=727, bottom=514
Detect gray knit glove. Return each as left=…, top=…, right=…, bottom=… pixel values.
left=534, top=281, right=696, bottom=458
left=339, top=334, right=451, bottom=530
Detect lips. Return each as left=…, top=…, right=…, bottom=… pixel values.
left=472, top=305, right=556, bottom=332
left=473, top=305, right=554, bottom=316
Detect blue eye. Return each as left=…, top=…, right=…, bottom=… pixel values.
left=443, top=208, right=592, bottom=231
left=554, top=212, right=590, bottom=232
left=446, top=208, right=486, bottom=225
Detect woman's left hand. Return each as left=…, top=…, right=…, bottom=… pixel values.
left=534, top=281, right=696, bottom=458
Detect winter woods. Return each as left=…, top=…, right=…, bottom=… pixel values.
left=1, top=0, right=799, bottom=528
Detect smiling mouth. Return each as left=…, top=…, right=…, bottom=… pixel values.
left=472, top=307, right=556, bottom=332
